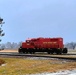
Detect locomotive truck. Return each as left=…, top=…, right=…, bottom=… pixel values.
left=18, top=37, right=68, bottom=54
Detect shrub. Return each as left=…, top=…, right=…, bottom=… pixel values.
left=0, top=59, right=5, bottom=65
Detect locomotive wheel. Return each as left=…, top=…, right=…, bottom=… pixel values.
left=29, top=52, right=33, bottom=54
left=23, top=50, right=25, bottom=53
left=56, top=49, right=62, bottom=54
left=63, top=48, right=68, bottom=54
left=59, top=50, right=62, bottom=54
left=18, top=48, right=22, bottom=53
left=18, top=46, right=23, bottom=53
left=25, top=52, right=28, bottom=54
left=32, top=52, right=35, bottom=54
left=47, top=49, right=54, bottom=54
left=47, top=52, right=50, bottom=54
left=50, top=50, right=54, bottom=54
left=18, top=49, right=21, bottom=53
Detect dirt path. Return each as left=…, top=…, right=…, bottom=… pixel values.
left=0, top=49, right=18, bottom=52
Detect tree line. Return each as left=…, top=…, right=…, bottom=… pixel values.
left=0, top=42, right=22, bottom=49
left=65, top=42, right=76, bottom=50
left=0, top=42, right=76, bottom=50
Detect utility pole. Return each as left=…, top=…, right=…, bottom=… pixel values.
left=0, top=17, right=5, bottom=50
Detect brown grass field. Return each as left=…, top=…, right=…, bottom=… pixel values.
left=0, top=57, right=76, bottom=75
left=0, top=49, right=76, bottom=75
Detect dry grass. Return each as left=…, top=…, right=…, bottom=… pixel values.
left=0, top=49, right=18, bottom=52
left=68, top=49, right=76, bottom=53
left=0, top=57, right=76, bottom=75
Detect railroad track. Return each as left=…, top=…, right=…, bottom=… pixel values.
left=0, top=53, right=76, bottom=61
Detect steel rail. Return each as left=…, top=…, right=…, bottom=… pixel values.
left=0, top=53, right=76, bottom=61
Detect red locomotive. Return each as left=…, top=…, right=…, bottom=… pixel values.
left=18, top=37, right=68, bottom=54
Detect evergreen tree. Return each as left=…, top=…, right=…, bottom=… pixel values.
left=0, top=17, right=5, bottom=50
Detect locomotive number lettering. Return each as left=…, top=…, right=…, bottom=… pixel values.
left=43, top=42, right=57, bottom=44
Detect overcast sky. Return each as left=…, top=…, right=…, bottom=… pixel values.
left=0, top=0, right=76, bottom=43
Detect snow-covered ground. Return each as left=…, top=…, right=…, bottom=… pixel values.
left=28, top=69, right=76, bottom=75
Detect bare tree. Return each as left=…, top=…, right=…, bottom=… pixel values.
left=65, top=42, right=76, bottom=50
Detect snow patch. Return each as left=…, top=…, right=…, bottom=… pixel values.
left=26, top=57, right=58, bottom=60
left=27, top=69, right=76, bottom=75
left=1, top=64, right=6, bottom=66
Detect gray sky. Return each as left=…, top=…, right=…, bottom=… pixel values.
left=0, top=0, right=76, bottom=43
